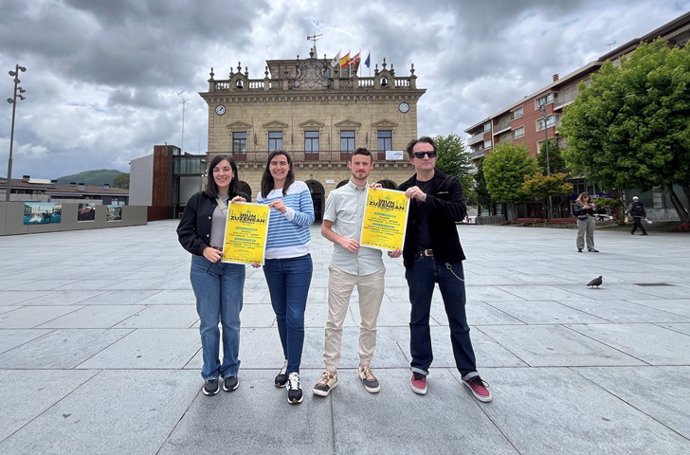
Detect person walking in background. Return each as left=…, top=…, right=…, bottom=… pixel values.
left=257, top=151, right=315, bottom=405
left=573, top=192, right=599, bottom=252
left=626, top=196, right=648, bottom=235
left=177, top=154, right=247, bottom=396
left=313, top=148, right=401, bottom=398
left=398, top=136, right=492, bottom=403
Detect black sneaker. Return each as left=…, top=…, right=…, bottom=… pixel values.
left=359, top=366, right=380, bottom=394
left=313, top=370, right=338, bottom=397
left=588, top=248, right=599, bottom=252
left=286, top=372, right=303, bottom=404
left=223, top=376, right=239, bottom=392
left=202, top=378, right=220, bottom=396
left=275, top=359, right=288, bottom=388
left=577, top=248, right=582, bottom=252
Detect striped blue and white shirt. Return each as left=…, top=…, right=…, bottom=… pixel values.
left=257, top=181, right=315, bottom=259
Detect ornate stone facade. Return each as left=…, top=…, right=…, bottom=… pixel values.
left=199, top=49, right=426, bottom=220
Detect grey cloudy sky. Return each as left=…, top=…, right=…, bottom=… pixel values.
left=1, top=0, right=689, bottom=179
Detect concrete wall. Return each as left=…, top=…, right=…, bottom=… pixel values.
left=129, top=154, right=153, bottom=206
left=0, top=202, right=147, bottom=236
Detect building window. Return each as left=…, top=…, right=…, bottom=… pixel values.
left=513, top=126, right=525, bottom=139
left=483, top=139, right=492, bottom=149
left=512, top=106, right=524, bottom=119
left=536, top=93, right=554, bottom=108
left=268, top=131, right=283, bottom=151
left=483, top=122, right=491, bottom=132
left=377, top=130, right=392, bottom=151
left=537, top=115, right=559, bottom=131
left=232, top=132, right=247, bottom=152
left=340, top=130, right=355, bottom=152
left=305, top=131, right=319, bottom=153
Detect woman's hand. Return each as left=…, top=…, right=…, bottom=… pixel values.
left=231, top=196, right=246, bottom=203
left=203, top=246, right=223, bottom=263
left=269, top=199, right=287, bottom=213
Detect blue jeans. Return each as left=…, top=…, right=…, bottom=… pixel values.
left=190, top=255, right=245, bottom=380
left=263, top=254, right=313, bottom=373
left=405, top=256, right=477, bottom=377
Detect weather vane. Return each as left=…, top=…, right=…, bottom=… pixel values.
left=307, top=33, right=323, bottom=56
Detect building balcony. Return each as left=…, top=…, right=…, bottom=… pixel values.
left=469, top=149, right=486, bottom=160
left=223, top=150, right=406, bottom=164
left=468, top=133, right=484, bottom=145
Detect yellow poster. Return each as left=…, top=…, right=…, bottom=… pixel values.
left=360, top=187, right=409, bottom=251
left=222, top=202, right=270, bottom=265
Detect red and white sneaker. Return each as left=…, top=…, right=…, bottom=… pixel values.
left=410, top=372, right=427, bottom=395
left=462, top=375, right=492, bottom=402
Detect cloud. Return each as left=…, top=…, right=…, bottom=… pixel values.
left=1, top=0, right=688, bottom=179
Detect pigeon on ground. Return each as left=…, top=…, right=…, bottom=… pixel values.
left=587, top=276, right=603, bottom=288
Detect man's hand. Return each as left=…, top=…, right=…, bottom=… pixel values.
left=387, top=249, right=402, bottom=258
left=338, top=237, right=360, bottom=252
left=405, top=186, right=427, bottom=202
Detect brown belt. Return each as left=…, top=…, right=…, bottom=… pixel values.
left=416, top=249, right=434, bottom=257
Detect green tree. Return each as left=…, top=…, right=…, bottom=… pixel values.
left=483, top=143, right=539, bottom=217
left=537, top=140, right=567, bottom=175
left=560, top=40, right=690, bottom=222
left=474, top=159, right=492, bottom=214
left=433, top=133, right=476, bottom=206
left=522, top=172, right=573, bottom=216
left=112, top=172, right=130, bottom=189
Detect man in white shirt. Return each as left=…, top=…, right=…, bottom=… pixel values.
left=313, top=148, right=400, bottom=396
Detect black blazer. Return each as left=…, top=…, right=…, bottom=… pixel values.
left=398, top=170, right=467, bottom=268
left=177, top=190, right=247, bottom=256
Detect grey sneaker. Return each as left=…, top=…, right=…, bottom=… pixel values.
left=202, top=378, right=220, bottom=396
left=286, top=372, right=303, bottom=404
left=223, top=375, right=239, bottom=392
left=275, top=359, right=288, bottom=388
left=358, top=366, right=380, bottom=394
left=313, top=371, right=338, bottom=397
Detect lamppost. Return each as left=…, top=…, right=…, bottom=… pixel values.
left=177, top=90, right=188, bottom=152
left=538, top=103, right=553, bottom=217
left=5, top=64, right=27, bottom=202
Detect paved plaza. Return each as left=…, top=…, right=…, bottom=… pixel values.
left=1, top=220, right=689, bottom=454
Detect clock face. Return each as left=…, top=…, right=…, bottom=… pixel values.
left=399, top=102, right=410, bottom=113
left=215, top=104, right=226, bottom=116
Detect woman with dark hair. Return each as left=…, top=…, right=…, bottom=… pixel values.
left=257, top=150, right=315, bottom=404
left=177, top=154, right=248, bottom=396
left=573, top=192, right=599, bottom=253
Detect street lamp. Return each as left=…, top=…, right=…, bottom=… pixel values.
left=538, top=103, right=553, bottom=217
left=177, top=90, right=188, bottom=152
left=5, top=64, right=27, bottom=202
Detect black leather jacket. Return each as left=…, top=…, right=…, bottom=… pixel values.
left=177, top=190, right=246, bottom=256
left=398, top=170, right=467, bottom=268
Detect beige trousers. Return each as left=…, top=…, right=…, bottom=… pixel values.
left=323, top=265, right=385, bottom=372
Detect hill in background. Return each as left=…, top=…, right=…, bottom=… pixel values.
left=56, top=169, right=125, bottom=186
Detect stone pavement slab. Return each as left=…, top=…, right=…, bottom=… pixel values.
left=0, top=220, right=689, bottom=454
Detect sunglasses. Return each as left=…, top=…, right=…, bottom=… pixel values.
left=414, top=151, right=437, bottom=159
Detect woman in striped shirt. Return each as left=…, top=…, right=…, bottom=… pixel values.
left=257, top=151, right=315, bottom=404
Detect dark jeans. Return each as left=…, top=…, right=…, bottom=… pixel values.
left=263, top=254, right=313, bottom=373
left=405, top=256, right=477, bottom=377
left=631, top=216, right=647, bottom=234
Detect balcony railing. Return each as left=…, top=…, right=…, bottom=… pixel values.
left=224, top=150, right=396, bottom=163
left=468, top=133, right=484, bottom=145
left=209, top=75, right=416, bottom=92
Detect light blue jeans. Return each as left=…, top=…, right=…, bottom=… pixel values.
left=190, top=255, right=245, bottom=380
left=263, top=254, right=313, bottom=374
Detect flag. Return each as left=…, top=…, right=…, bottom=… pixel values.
left=339, top=52, right=350, bottom=68
left=364, top=51, right=371, bottom=68
left=330, top=51, right=340, bottom=67
left=349, top=52, right=361, bottom=75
